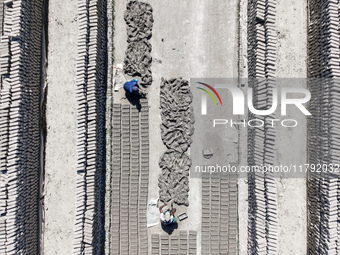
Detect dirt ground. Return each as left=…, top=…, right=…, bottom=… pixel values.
left=275, top=0, right=308, bottom=253
left=43, top=0, right=78, bottom=254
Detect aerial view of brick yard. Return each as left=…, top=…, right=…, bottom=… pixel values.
left=0, top=0, right=339, bottom=254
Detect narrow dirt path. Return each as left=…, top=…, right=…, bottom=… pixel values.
left=43, top=1, right=78, bottom=254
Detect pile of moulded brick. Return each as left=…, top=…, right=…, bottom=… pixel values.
left=0, top=0, right=43, bottom=254
left=247, top=0, right=279, bottom=254
left=73, top=0, right=107, bottom=254
left=307, top=0, right=340, bottom=254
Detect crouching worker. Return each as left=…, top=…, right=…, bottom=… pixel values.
left=159, top=203, right=177, bottom=225
left=124, top=79, right=142, bottom=96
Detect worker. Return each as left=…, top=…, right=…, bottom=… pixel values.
left=159, top=203, right=177, bottom=225
left=124, top=79, right=141, bottom=96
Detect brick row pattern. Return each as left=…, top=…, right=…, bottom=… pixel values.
left=201, top=174, right=238, bottom=254
left=151, top=231, right=197, bottom=255
left=247, top=0, right=279, bottom=254
left=124, top=0, right=153, bottom=86
left=139, top=98, right=149, bottom=254
left=120, top=105, right=130, bottom=255
left=73, top=0, right=107, bottom=253
left=110, top=101, right=149, bottom=255
left=0, top=0, right=43, bottom=254
left=111, top=104, right=121, bottom=255
left=307, top=0, right=340, bottom=254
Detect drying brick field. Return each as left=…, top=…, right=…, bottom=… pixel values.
left=0, top=0, right=338, bottom=255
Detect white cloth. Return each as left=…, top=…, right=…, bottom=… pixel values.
left=147, top=199, right=159, bottom=228
left=113, top=64, right=126, bottom=91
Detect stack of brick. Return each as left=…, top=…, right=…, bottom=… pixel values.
left=158, top=78, right=194, bottom=206
left=247, top=0, right=279, bottom=254
left=73, top=0, right=107, bottom=253
left=307, top=0, right=340, bottom=254
left=0, top=0, right=44, bottom=253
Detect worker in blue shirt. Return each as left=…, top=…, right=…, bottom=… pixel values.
left=124, top=79, right=142, bottom=96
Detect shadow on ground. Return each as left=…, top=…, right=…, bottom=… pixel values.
left=125, top=91, right=147, bottom=111
left=161, top=222, right=178, bottom=235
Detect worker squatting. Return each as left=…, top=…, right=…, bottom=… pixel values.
left=213, top=118, right=299, bottom=128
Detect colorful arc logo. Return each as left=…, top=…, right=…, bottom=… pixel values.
left=196, top=82, right=223, bottom=106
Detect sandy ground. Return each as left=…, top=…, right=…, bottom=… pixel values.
left=113, top=1, right=239, bottom=254
left=276, top=0, right=308, bottom=254
left=43, top=0, right=78, bottom=254
left=238, top=0, right=249, bottom=253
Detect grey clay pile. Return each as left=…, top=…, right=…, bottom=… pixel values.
left=247, top=0, right=279, bottom=254
left=124, top=1, right=153, bottom=86
left=158, top=78, right=194, bottom=206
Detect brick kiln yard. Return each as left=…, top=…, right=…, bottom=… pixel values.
left=106, top=0, right=308, bottom=254
left=0, top=0, right=338, bottom=255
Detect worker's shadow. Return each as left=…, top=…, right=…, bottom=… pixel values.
left=161, top=222, right=178, bottom=235
left=125, top=91, right=144, bottom=111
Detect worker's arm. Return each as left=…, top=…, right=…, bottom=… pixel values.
left=138, top=87, right=146, bottom=95
left=159, top=203, right=167, bottom=212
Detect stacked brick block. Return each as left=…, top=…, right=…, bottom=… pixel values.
left=73, top=0, right=107, bottom=253
left=247, top=0, right=279, bottom=254
left=0, top=0, right=44, bottom=253
left=307, top=0, right=340, bottom=254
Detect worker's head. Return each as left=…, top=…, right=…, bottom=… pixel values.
left=132, top=85, right=139, bottom=95
left=164, top=211, right=171, bottom=221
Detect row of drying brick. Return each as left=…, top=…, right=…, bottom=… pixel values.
left=307, top=0, right=340, bottom=254
left=247, top=0, right=279, bottom=254
left=151, top=231, right=197, bottom=255
left=0, top=0, right=43, bottom=254
left=111, top=100, right=149, bottom=255
left=201, top=174, right=238, bottom=254
left=73, top=0, right=107, bottom=253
